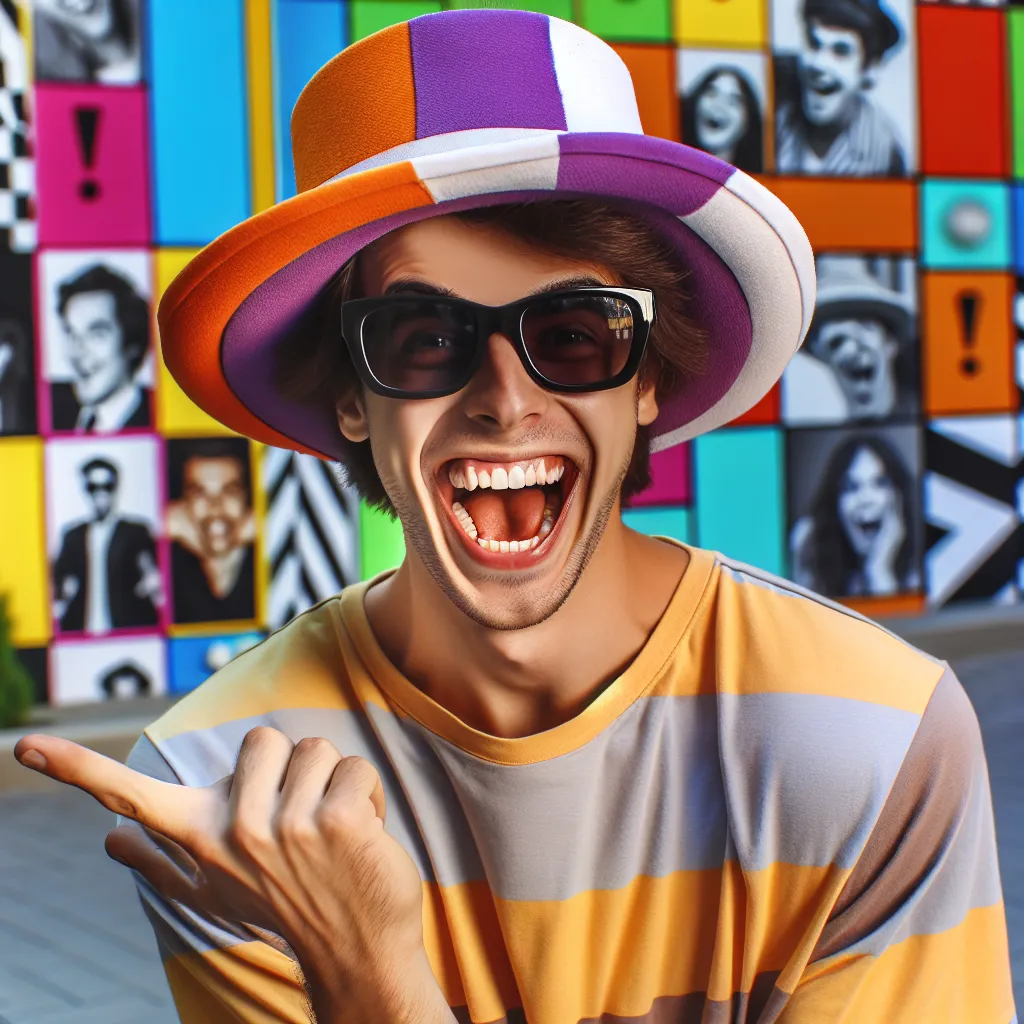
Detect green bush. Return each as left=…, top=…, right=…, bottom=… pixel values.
left=0, top=596, right=34, bottom=729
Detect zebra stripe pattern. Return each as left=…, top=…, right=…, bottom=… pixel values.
left=264, top=448, right=361, bottom=629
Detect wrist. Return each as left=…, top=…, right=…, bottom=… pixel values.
left=302, top=946, right=453, bottom=1024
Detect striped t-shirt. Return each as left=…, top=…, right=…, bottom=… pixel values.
left=127, top=544, right=1016, bottom=1023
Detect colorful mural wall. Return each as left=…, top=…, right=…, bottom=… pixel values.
left=0, top=0, right=1020, bottom=707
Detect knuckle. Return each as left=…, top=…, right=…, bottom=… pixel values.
left=241, top=725, right=282, bottom=751
left=275, top=811, right=319, bottom=848
left=293, top=736, right=337, bottom=760
left=340, top=755, right=379, bottom=788
left=317, top=801, right=366, bottom=839
left=228, top=816, right=275, bottom=860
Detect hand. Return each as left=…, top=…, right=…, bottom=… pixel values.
left=165, top=500, right=204, bottom=556
left=13, top=728, right=455, bottom=1024
left=134, top=552, right=163, bottom=604
left=863, top=492, right=905, bottom=596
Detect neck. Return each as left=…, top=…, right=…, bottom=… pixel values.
left=364, top=516, right=689, bottom=738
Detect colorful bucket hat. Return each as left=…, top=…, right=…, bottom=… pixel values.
left=158, top=8, right=815, bottom=459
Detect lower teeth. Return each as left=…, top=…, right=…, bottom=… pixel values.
left=454, top=499, right=557, bottom=554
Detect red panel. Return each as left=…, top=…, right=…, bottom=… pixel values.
left=918, top=7, right=1008, bottom=177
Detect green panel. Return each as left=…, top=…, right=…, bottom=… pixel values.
left=693, top=427, right=785, bottom=576
left=444, top=0, right=574, bottom=16
left=359, top=502, right=406, bottom=580
left=1009, top=10, right=1024, bottom=179
left=350, top=0, right=444, bottom=41
left=578, top=0, right=671, bottom=41
left=621, top=506, right=694, bottom=545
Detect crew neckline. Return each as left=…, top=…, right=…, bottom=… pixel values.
left=337, top=540, right=718, bottom=765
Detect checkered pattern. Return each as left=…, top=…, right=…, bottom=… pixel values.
left=0, top=5, right=34, bottom=253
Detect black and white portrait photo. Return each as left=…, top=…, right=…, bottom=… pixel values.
left=166, top=437, right=257, bottom=625
left=45, top=437, right=163, bottom=635
left=782, top=255, right=918, bottom=426
left=50, top=635, right=165, bottom=706
left=678, top=50, right=766, bottom=173
left=0, top=251, right=36, bottom=435
left=39, top=250, right=153, bottom=435
left=33, top=0, right=142, bottom=84
left=788, top=425, right=923, bottom=599
left=772, top=0, right=915, bottom=176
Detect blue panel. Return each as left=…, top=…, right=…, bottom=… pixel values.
left=621, top=506, right=695, bottom=545
left=168, top=633, right=265, bottom=696
left=274, top=0, right=347, bottom=201
left=1014, top=186, right=1024, bottom=275
left=694, top=427, right=785, bottom=575
left=920, top=179, right=1011, bottom=271
left=148, top=0, right=251, bottom=245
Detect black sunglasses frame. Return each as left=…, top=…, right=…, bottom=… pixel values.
left=340, top=286, right=656, bottom=400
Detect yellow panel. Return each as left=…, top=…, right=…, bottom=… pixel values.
left=0, top=438, right=50, bottom=646
left=674, top=0, right=766, bottom=48
left=14, top=1, right=33, bottom=83
left=245, top=0, right=277, bottom=213
left=154, top=249, right=238, bottom=438
left=249, top=442, right=268, bottom=629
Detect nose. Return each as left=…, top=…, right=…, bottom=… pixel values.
left=460, top=332, right=549, bottom=433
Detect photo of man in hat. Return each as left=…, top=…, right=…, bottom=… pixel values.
left=15, top=10, right=1013, bottom=1024
left=782, top=255, right=918, bottom=425
left=774, top=0, right=908, bottom=176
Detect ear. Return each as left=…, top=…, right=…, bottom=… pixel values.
left=637, top=377, right=659, bottom=428
left=336, top=387, right=369, bottom=443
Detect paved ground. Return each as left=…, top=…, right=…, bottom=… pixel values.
left=0, top=652, right=1020, bottom=1023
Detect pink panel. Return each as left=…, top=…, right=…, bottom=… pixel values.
left=35, top=85, right=150, bottom=246
left=628, top=442, right=691, bottom=507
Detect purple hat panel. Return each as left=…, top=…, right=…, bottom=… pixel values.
left=409, top=11, right=568, bottom=138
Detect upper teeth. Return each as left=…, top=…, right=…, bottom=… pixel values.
left=448, top=458, right=564, bottom=490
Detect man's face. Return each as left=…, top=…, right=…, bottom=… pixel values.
left=810, top=317, right=898, bottom=419
left=341, top=216, right=658, bottom=631
left=83, top=465, right=117, bottom=520
left=63, top=290, right=132, bottom=406
left=35, top=0, right=115, bottom=40
left=799, top=20, right=867, bottom=126
left=182, top=456, right=250, bottom=557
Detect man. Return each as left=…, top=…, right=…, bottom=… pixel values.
left=33, top=0, right=140, bottom=84
left=50, top=264, right=152, bottom=434
left=52, top=458, right=161, bottom=632
left=166, top=439, right=257, bottom=624
left=783, top=255, right=915, bottom=424
left=16, top=11, right=1014, bottom=1024
left=775, top=0, right=907, bottom=176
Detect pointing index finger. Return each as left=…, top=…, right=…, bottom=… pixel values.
left=14, top=734, right=208, bottom=846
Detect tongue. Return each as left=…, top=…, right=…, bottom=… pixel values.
left=463, top=488, right=547, bottom=542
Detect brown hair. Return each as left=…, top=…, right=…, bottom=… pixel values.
left=276, top=199, right=708, bottom=516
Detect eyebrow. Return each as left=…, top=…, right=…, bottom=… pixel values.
left=381, top=273, right=612, bottom=300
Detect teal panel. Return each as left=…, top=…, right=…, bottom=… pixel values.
left=621, top=506, right=695, bottom=544
left=920, top=179, right=1012, bottom=270
left=148, top=0, right=250, bottom=245
left=693, top=427, right=785, bottom=575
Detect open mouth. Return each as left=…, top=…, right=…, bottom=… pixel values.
left=855, top=518, right=882, bottom=540
left=436, top=455, right=580, bottom=566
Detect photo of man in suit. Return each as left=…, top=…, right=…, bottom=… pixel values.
left=774, top=0, right=907, bottom=176
left=166, top=439, right=256, bottom=624
left=52, top=458, right=162, bottom=633
left=50, top=264, right=153, bottom=434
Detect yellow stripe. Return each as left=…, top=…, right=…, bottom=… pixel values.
left=165, top=940, right=308, bottom=1023
left=245, top=0, right=276, bottom=213
left=424, top=863, right=845, bottom=1022
left=789, top=902, right=1015, bottom=1023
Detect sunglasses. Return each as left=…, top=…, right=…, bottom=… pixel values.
left=85, top=481, right=115, bottom=494
left=340, top=287, right=656, bottom=399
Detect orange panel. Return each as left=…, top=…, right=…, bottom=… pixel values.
left=841, top=594, right=926, bottom=619
left=731, top=382, right=779, bottom=426
left=759, top=177, right=917, bottom=252
left=921, top=273, right=1016, bottom=416
left=610, top=43, right=680, bottom=142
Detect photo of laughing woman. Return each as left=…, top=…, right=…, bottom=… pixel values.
left=680, top=64, right=764, bottom=173
left=789, top=427, right=922, bottom=599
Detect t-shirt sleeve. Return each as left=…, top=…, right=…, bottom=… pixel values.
left=121, top=734, right=314, bottom=1024
left=781, top=666, right=1017, bottom=1023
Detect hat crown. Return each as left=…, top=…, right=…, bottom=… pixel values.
left=290, top=9, right=643, bottom=193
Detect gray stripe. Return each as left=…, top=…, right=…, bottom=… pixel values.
left=718, top=690, right=921, bottom=871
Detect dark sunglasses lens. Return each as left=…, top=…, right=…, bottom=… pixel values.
left=521, top=294, right=637, bottom=387
left=360, top=300, right=477, bottom=393
left=86, top=482, right=114, bottom=493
